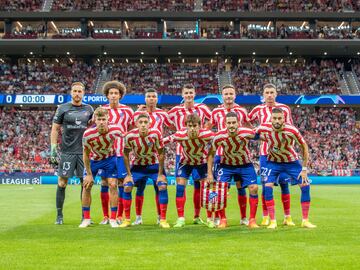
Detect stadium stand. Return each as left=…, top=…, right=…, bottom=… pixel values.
left=0, top=60, right=98, bottom=94
left=202, top=0, right=359, bottom=12
left=109, top=62, right=219, bottom=94
left=0, top=0, right=43, bottom=11
left=51, top=0, right=195, bottom=11
left=0, top=59, right=350, bottom=95
left=0, top=107, right=54, bottom=173
left=231, top=59, right=342, bottom=95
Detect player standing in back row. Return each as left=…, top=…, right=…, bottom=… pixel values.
left=100, top=81, right=134, bottom=225
left=50, top=82, right=94, bottom=225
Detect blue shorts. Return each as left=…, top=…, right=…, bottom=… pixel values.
left=176, top=163, right=207, bottom=180
left=259, top=155, right=293, bottom=185
left=176, top=155, right=200, bottom=180
left=263, top=160, right=303, bottom=185
left=217, top=163, right=257, bottom=188
left=213, top=155, right=221, bottom=177
left=131, top=164, right=166, bottom=187
left=85, top=156, right=118, bottom=179
left=117, top=156, right=127, bottom=179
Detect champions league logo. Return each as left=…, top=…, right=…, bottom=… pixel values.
left=208, top=191, right=218, bottom=204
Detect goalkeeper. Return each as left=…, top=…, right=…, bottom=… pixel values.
left=50, top=82, right=94, bottom=225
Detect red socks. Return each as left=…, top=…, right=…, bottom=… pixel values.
left=193, top=187, right=201, bottom=218
left=176, top=196, right=186, bottom=218
left=135, top=195, right=144, bottom=216
left=100, top=191, right=109, bottom=218
left=301, top=201, right=310, bottom=220
left=249, top=195, right=259, bottom=219
left=262, top=193, right=268, bottom=216
left=123, top=198, right=132, bottom=219
left=265, top=199, right=275, bottom=220
left=238, top=195, right=247, bottom=219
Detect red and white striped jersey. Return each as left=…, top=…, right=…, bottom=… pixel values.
left=212, top=128, right=255, bottom=166
left=102, top=104, right=134, bottom=157
left=210, top=104, right=250, bottom=156
left=249, top=102, right=293, bottom=156
left=124, top=128, right=164, bottom=166
left=255, top=123, right=305, bottom=163
left=83, top=125, right=123, bottom=161
left=168, top=103, right=211, bottom=155
left=133, top=108, right=174, bottom=134
left=164, top=128, right=214, bottom=165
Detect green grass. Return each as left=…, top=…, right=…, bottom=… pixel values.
left=0, top=185, right=359, bottom=270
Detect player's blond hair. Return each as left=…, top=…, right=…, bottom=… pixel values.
left=71, top=82, right=85, bottom=90
left=222, top=84, right=236, bottom=92
left=182, top=83, right=195, bottom=92
left=94, top=107, right=109, bottom=118
left=102, top=80, right=127, bottom=98
left=185, top=113, right=201, bottom=125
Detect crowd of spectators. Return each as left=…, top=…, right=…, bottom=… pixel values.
left=51, top=0, right=194, bottom=11
left=107, top=62, right=219, bottom=95
left=1, top=0, right=359, bottom=12
left=0, top=60, right=98, bottom=94
left=293, top=107, right=359, bottom=173
left=0, top=106, right=358, bottom=174
left=232, top=60, right=342, bottom=95
left=201, top=26, right=239, bottom=39
left=202, top=0, right=360, bottom=12
left=0, top=107, right=55, bottom=173
left=0, top=0, right=43, bottom=11
left=0, top=59, right=348, bottom=95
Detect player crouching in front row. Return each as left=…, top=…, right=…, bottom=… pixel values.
left=80, top=107, right=124, bottom=228
left=121, top=114, right=170, bottom=229
left=207, top=112, right=259, bottom=229
left=255, top=108, right=316, bottom=229
left=164, top=113, right=215, bottom=228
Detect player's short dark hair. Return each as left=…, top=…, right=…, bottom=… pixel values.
left=136, top=113, right=150, bottom=121
left=226, top=112, right=238, bottom=120
left=263, top=83, right=277, bottom=91
left=272, top=108, right=284, bottom=114
left=222, top=84, right=236, bottom=92
left=145, top=88, right=157, bottom=94
left=102, top=80, right=127, bottom=98
left=182, top=83, right=195, bottom=92
left=94, top=107, right=109, bottom=118
left=185, top=113, right=201, bottom=125
left=71, top=82, right=85, bottom=90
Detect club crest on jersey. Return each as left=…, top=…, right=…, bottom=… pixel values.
left=147, top=141, right=154, bottom=147
left=208, top=191, right=218, bottom=204
left=75, top=118, right=81, bottom=125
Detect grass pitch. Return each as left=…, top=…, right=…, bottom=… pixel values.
left=0, top=185, right=359, bottom=270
